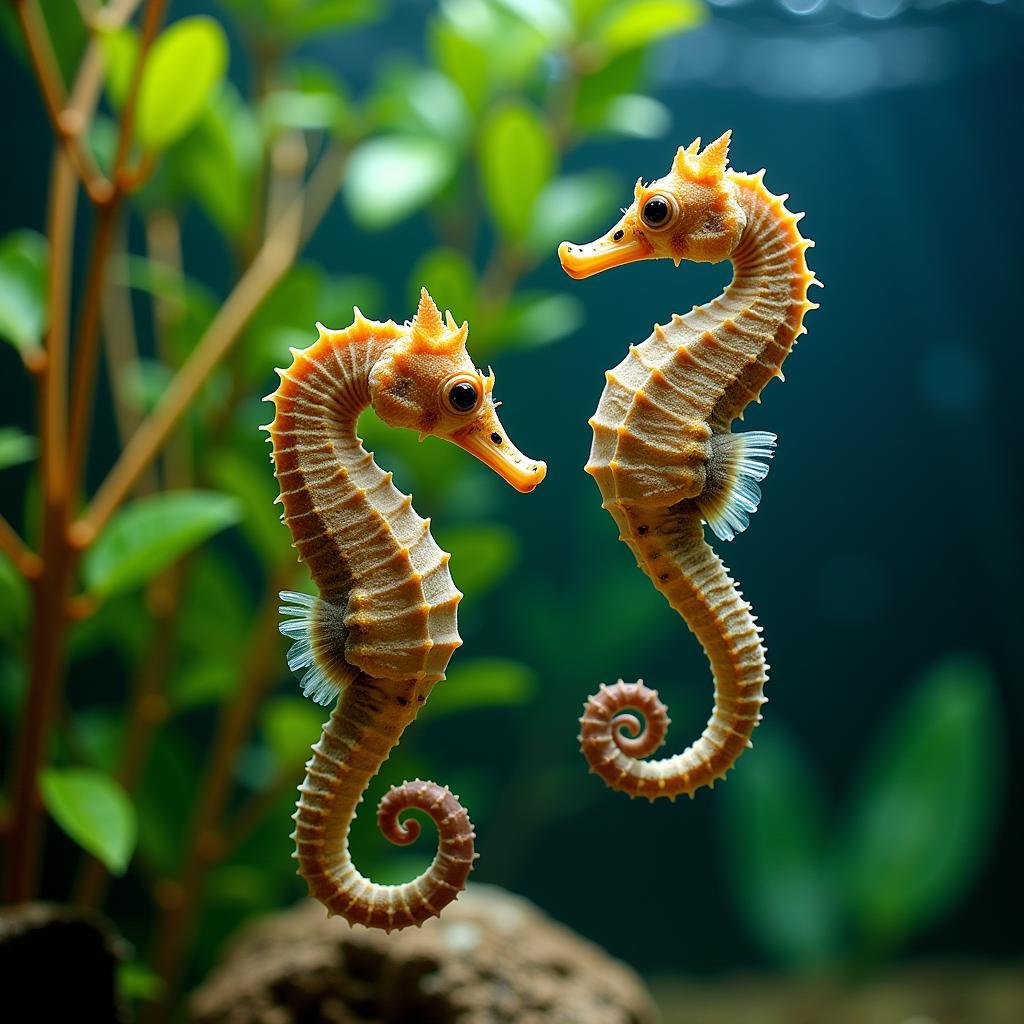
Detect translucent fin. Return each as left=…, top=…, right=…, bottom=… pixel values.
left=279, top=591, right=355, bottom=706
left=698, top=431, right=777, bottom=542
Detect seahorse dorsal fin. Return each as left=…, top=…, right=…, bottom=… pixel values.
left=697, top=131, right=732, bottom=178
left=696, top=431, right=776, bottom=542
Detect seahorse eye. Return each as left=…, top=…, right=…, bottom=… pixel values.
left=448, top=380, right=479, bottom=413
left=642, top=195, right=671, bottom=227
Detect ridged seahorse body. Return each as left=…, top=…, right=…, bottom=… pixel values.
left=559, top=132, right=819, bottom=799
left=265, top=290, right=545, bottom=928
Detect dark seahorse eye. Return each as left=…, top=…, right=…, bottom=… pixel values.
left=448, top=381, right=479, bottom=413
left=642, top=195, right=670, bottom=227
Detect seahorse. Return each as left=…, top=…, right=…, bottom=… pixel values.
left=264, top=289, right=545, bottom=929
left=558, top=132, right=819, bottom=799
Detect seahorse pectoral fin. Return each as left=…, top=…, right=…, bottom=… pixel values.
left=695, top=431, right=777, bottom=542
left=279, top=591, right=359, bottom=706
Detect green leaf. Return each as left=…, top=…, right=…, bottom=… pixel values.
left=219, top=0, right=381, bottom=38
left=118, top=961, right=164, bottom=1002
left=408, top=248, right=477, bottom=327
left=110, top=253, right=186, bottom=304
left=67, top=592, right=150, bottom=665
left=526, top=171, right=621, bottom=254
left=590, top=94, right=671, bottom=139
left=343, top=136, right=454, bottom=231
left=83, top=491, right=241, bottom=599
left=0, top=230, right=48, bottom=353
left=0, top=550, right=30, bottom=645
left=571, top=47, right=646, bottom=126
left=594, top=0, right=705, bottom=56
left=262, top=696, right=325, bottom=767
left=719, top=727, right=840, bottom=968
left=496, top=0, right=572, bottom=40
left=0, top=427, right=37, bottom=471
left=0, top=651, right=27, bottom=720
left=70, top=710, right=122, bottom=775
left=435, top=524, right=519, bottom=598
left=118, top=358, right=173, bottom=416
left=435, top=0, right=553, bottom=93
left=844, top=654, right=1003, bottom=955
left=479, top=101, right=554, bottom=241
left=99, top=26, right=139, bottom=109
left=369, top=65, right=470, bottom=144
left=570, top=0, right=620, bottom=29
left=208, top=449, right=288, bottom=565
left=422, top=657, right=536, bottom=719
left=430, top=19, right=490, bottom=114
left=262, top=89, right=347, bottom=133
left=169, top=659, right=238, bottom=711
left=169, top=84, right=260, bottom=240
left=40, top=768, right=137, bottom=874
left=0, top=1, right=87, bottom=84
left=136, top=728, right=196, bottom=873
left=498, top=291, right=584, bottom=350
left=177, top=553, right=251, bottom=678
left=136, top=17, right=229, bottom=151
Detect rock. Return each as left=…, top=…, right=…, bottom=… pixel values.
left=188, top=884, right=657, bottom=1024
left=0, top=902, right=129, bottom=1022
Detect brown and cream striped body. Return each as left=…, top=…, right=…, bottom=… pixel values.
left=560, top=135, right=819, bottom=799
left=265, top=292, right=544, bottom=928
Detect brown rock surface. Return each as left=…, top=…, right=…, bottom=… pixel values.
left=189, top=883, right=657, bottom=1024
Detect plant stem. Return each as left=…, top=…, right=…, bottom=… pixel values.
left=145, top=211, right=191, bottom=488
left=4, top=0, right=155, bottom=902
left=3, top=150, right=78, bottom=903
left=72, top=150, right=342, bottom=546
left=66, top=200, right=120, bottom=501
left=100, top=223, right=153, bottom=482
left=0, top=517, right=41, bottom=579
left=66, top=0, right=167, bottom=501
left=12, top=0, right=113, bottom=203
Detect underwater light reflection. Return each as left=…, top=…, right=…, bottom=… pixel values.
left=662, top=22, right=961, bottom=96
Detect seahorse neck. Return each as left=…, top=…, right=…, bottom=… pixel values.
left=671, top=171, right=814, bottom=430
left=271, top=326, right=403, bottom=604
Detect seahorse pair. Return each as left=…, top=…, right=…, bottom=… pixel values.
left=266, top=131, right=818, bottom=929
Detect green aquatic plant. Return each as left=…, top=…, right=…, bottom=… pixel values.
left=717, top=653, right=1004, bottom=972
left=0, top=0, right=702, bottom=1017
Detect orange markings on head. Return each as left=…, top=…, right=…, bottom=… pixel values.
left=368, top=288, right=546, bottom=493
left=558, top=131, right=747, bottom=279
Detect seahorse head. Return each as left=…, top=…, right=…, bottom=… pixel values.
left=368, top=288, right=546, bottom=493
left=557, top=131, right=747, bottom=279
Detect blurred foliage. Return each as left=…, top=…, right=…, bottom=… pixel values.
left=10, top=0, right=1000, bottom=1018
left=0, top=229, right=48, bottom=357
left=720, top=654, right=1004, bottom=973
left=40, top=767, right=137, bottom=875
left=0, top=0, right=703, bottom=1014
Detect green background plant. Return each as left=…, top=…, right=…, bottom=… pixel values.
left=0, top=0, right=1018, bottom=1021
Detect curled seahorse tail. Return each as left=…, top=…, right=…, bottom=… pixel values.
left=579, top=509, right=767, bottom=800
left=292, top=673, right=475, bottom=930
